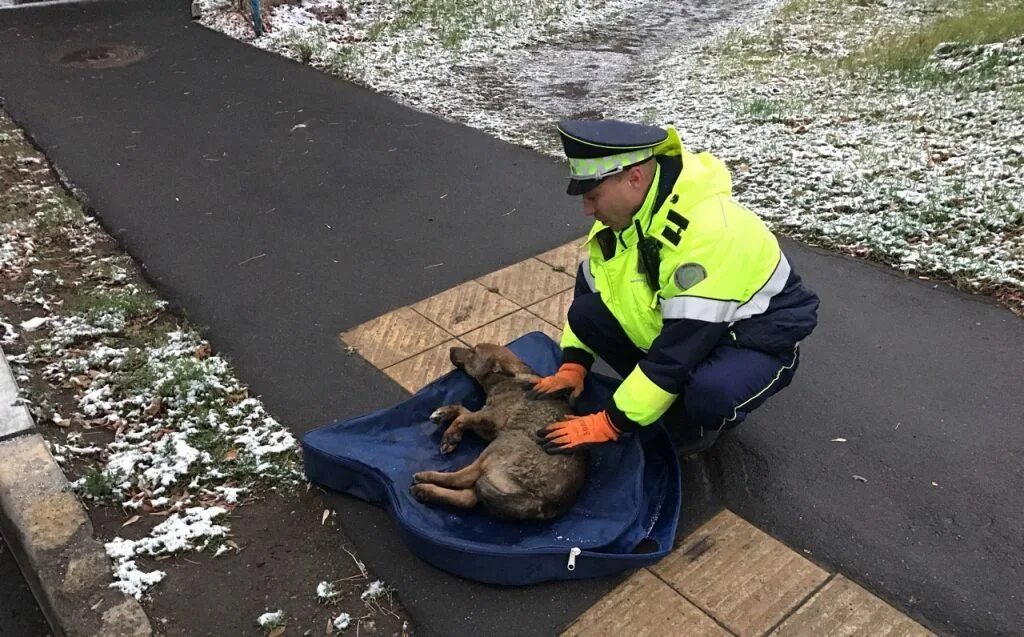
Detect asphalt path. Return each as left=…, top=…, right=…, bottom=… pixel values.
left=0, top=1, right=1021, bottom=635
left=0, top=539, right=50, bottom=636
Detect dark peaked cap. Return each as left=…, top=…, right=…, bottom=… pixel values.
left=557, top=119, right=668, bottom=195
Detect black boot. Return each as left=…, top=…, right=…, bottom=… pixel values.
left=669, top=425, right=721, bottom=457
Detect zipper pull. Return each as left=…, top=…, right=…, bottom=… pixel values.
left=567, top=547, right=582, bottom=571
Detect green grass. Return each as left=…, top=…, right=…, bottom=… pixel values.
left=82, top=465, right=115, bottom=499
left=71, top=290, right=161, bottom=322
left=35, top=192, right=86, bottom=233
left=738, top=97, right=787, bottom=121
left=844, top=0, right=1024, bottom=74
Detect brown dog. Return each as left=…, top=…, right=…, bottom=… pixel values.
left=411, top=343, right=587, bottom=520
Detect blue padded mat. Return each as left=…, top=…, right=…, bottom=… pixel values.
left=302, top=332, right=681, bottom=585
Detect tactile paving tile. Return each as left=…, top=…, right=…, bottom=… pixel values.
left=384, top=339, right=463, bottom=394
left=340, top=307, right=451, bottom=369
left=412, top=280, right=520, bottom=335
left=477, top=258, right=575, bottom=307
left=562, top=569, right=730, bottom=637
left=652, top=510, right=829, bottom=637
left=460, top=309, right=561, bottom=349
left=770, top=575, right=934, bottom=637
left=527, top=289, right=574, bottom=328
left=535, top=238, right=589, bottom=275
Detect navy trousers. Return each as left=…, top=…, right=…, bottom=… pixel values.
left=567, top=293, right=800, bottom=440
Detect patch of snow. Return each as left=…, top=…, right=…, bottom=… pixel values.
left=257, top=610, right=285, bottom=627
left=333, top=612, right=352, bottom=631
left=361, top=580, right=385, bottom=601
left=317, top=580, right=338, bottom=600
left=105, top=507, right=228, bottom=598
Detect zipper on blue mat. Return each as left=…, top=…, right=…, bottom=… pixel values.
left=567, top=547, right=581, bottom=571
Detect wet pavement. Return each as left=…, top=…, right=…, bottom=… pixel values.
left=447, top=0, right=761, bottom=148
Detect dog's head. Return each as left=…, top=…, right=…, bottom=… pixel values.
left=449, top=343, right=537, bottom=389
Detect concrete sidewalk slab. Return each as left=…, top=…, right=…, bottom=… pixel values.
left=563, top=569, right=730, bottom=637
left=651, top=511, right=829, bottom=637
left=771, top=575, right=932, bottom=637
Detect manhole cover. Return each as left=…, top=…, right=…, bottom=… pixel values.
left=58, top=44, right=144, bottom=69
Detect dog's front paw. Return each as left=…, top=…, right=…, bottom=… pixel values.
left=439, top=433, right=462, bottom=455
left=412, top=471, right=429, bottom=484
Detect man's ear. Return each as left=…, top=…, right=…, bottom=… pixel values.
left=628, top=165, right=645, bottom=189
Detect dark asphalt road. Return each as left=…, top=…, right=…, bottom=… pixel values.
left=0, top=538, right=51, bottom=636
left=0, top=1, right=1021, bottom=635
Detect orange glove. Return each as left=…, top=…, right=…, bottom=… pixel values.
left=526, top=363, right=587, bottom=401
left=537, top=411, right=620, bottom=454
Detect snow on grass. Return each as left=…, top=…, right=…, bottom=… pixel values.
left=317, top=580, right=339, bottom=602
left=620, top=0, right=1024, bottom=299
left=200, top=0, right=1024, bottom=313
left=105, top=507, right=229, bottom=598
left=1, top=113, right=303, bottom=601
left=257, top=609, right=286, bottom=629
left=333, top=612, right=352, bottom=631
left=360, top=579, right=385, bottom=601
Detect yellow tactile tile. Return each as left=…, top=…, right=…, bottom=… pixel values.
left=412, top=280, right=520, bottom=335
left=527, top=289, right=574, bottom=328
left=340, top=307, right=450, bottom=369
left=771, top=575, right=934, bottom=637
left=535, top=237, right=589, bottom=275
left=562, top=569, right=730, bottom=637
left=460, top=309, right=561, bottom=349
left=477, top=258, right=575, bottom=307
left=384, top=339, right=463, bottom=394
left=652, top=510, right=829, bottom=637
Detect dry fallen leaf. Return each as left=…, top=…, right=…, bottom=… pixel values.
left=853, top=475, right=868, bottom=483
left=195, top=343, right=212, bottom=359
left=831, top=438, right=847, bottom=443
left=121, top=515, right=141, bottom=527
left=143, top=397, right=163, bottom=418
left=321, top=509, right=330, bottom=525
left=268, top=626, right=286, bottom=637
left=223, top=448, right=238, bottom=462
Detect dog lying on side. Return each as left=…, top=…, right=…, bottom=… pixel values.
left=411, top=343, right=587, bottom=521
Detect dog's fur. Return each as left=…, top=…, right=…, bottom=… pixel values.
left=411, top=344, right=587, bottom=520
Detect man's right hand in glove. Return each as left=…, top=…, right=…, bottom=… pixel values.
left=526, top=363, right=587, bottom=401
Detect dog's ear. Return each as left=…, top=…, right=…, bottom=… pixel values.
left=449, top=346, right=473, bottom=368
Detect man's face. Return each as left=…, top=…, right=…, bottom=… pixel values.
left=580, top=166, right=649, bottom=231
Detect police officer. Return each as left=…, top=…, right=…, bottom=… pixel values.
left=532, top=119, right=820, bottom=455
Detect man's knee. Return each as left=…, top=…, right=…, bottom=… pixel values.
left=566, top=294, right=616, bottom=341
left=682, top=374, right=738, bottom=425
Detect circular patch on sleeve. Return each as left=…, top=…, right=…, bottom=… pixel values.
left=673, top=263, right=707, bottom=290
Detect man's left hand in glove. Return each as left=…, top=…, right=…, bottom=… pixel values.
left=536, top=410, right=620, bottom=454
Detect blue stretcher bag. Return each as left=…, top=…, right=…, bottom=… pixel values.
left=302, top=332, right=681, bottom=585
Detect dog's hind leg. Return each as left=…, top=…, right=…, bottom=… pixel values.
left=410, top=483, right=479, bottom=509
left=413, top=457, right=483, bottom=489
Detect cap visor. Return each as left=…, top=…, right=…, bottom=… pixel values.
left=567, top=178, right=600, bottom=196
